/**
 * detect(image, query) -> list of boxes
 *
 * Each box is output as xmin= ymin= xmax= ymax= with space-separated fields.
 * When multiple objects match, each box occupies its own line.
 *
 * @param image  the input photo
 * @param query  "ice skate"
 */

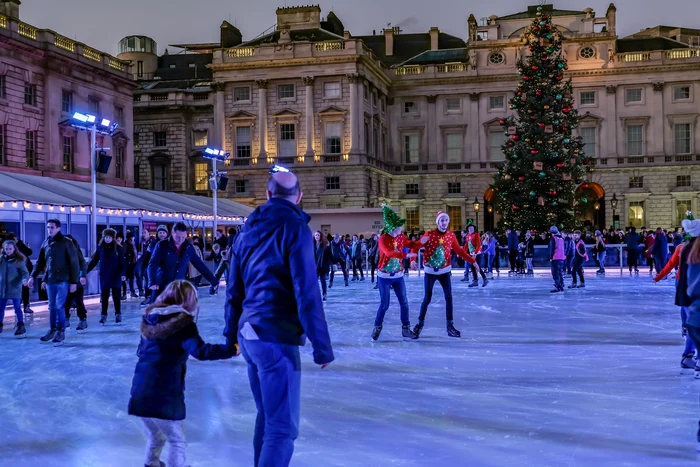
xmin=0 ymin=322 xmax=3 ymax=334
xmin=412 ymin=321 xmax=424 ymax=338
xmin=446 ymin=321 xmax=461 ymax=338
xmin=568 ymin=284 xmax=578 ymax=289
xmin=65 ymin=318 xmax=70 ymax=329
xmin=344 ymin=280 xmax=349 ymax=287
xmin=402 ymin=325 xmax=418 ymax=340
xmin=328 ymin=282 xmax=333 ymax=289
xmin=681 ymin=354 xmax=696 ymax=374
xmin=23 ymin=306 xmax=33 ymax=315
xmin=468 ymin=280 xmax=479 ymax=288
xmin=130 ymin=292 xmax=140 ymax=299
xmin=460 ymin=277 xmax=469 ymax=282
xmin=360 ymin=277 xmax=365 ymax=282
xmin=578 ymin=283 xmax=586 ymax=288
xmin=52 ymin=329 xmax=65 ymax=347
xmin=550 ymin=288 xmax=563 ymax=293
xmin=99 ymin=314 xmax=107 ymax=325
xmin=322 ymin=293 xmax=327 ymax=302
xmin=115 ymin=314 xmax=122 ymax=325
xmin=76 ymin=319 xmax=88 ymax=334
xmin=14 ymin=322 xmax=26 ymax=339
xmin=371 ymin=325 xmax=382 ymax=341
xmin=482 ymin=278 xmax=489 ymax=287
xmin=40 ymin=328 xmax=57 ymax=343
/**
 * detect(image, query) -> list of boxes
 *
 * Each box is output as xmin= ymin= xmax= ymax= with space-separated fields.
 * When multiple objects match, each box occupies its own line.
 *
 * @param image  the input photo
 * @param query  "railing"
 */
xmin=83 ymin=47 xmax=101 ymax=62
xmin=150 ymin=94 xmax=168 ymax=102
xmin=54 ymin=35 xmax=75 ymax=52
xmin=616 ymin=52 xmax=651 ymax=63
xmin=17 ymin=22 xmax=37 ymax=40
xmin=108 ymin=57 xmax=125 ymax=71
xmin=314 ymin=41 xmax=345 ymax=51
xmin=395 ymin=65 xmax=425 ymax=76
xmin=437 ymin=63 xmax=468 ymax=73
xmin=226 ymin=47 xmax=255 ymax=58
xmin=0 ymin=14 xmax=7 ymax=29
xmin=666 ymin=49 xmax=700 ymax=60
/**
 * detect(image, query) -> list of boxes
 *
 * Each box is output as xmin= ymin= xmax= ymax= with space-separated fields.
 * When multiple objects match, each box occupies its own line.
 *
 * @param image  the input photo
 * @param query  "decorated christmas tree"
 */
xmin=426 ymin=242 xmax=447 ymax=269
xmin=384 ymin=257 xmax=403 ymax=273
xmin=490 ymin=5 xmax=589 ymax=231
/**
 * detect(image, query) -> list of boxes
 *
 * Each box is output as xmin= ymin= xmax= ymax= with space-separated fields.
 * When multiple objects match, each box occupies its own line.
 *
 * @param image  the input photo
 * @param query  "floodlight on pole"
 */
xmin=202 ymin=147 xmax=231 ymax=233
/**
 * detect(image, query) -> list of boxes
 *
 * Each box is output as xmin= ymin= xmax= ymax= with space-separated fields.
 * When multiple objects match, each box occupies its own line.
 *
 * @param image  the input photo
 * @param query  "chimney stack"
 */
xmin=429 ymin=27 xmax=439 ymax=51
xmin=384 ymin=28 xmax=394 ymax=56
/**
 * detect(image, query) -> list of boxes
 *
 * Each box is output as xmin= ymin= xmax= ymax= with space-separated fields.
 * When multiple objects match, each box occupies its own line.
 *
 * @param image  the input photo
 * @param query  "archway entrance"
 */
xmin=575 ymin=182 xmax=606 ymax=230
xmin=484 ymin=188 xmax=497 ymax=232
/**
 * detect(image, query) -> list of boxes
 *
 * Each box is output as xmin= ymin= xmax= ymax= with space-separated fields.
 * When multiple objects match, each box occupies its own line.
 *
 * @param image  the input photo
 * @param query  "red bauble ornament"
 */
xmin=537 ymin=122 xmax=545 ymax=127
xmin=548 ymin=191 xmax=557 ymax=195
xmin=513 ymin=135 xmax=520 ymax=141
xmin=583 ymin=183 xmax=589 ymax=188
xmin=518 ymin=91 xmax=522 ymax=96
xmin=536 ymin=90 xmax=542 ymax=96
xmin=531 ymin=149 xmax=539 ymax=155
xmin=530 ymin=115 xmax=536 ymax=120
xmin=513 ymin=205 xmax=520 ymax=210
xmin=508 ymin=141 xmax=514 ymax=147
xmin=556 ymin=76 xmax=563 ymax=81
xmin=499 ymin=119 xmax=506 ymax=125
xmin=518 ymin=176 xmax=525 ymax=181
xmin=562 ymin=107 xmax=571 ymax=114
xmin=556 ymin=163 xmax=565 ymax=168
xmin=523 ymin=76 xmax=530 ymax=81
xmin=532 ymin=65 xmax=539 ymax=71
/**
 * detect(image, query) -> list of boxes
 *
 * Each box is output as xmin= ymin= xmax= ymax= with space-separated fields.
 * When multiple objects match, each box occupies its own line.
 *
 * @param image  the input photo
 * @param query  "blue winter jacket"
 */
xmin=507 ymin=231 xmax=519 ymax=252
xmin=225 ymin=198 xmax=334 ymax=365
xmin=148 ymin=238 xmax=217 ymax=289
xmin=652 ymin=233 xmax=669 ymax=259
xmin=128 ymin=305 xmax=235 ymax=421
xmin=626 ymin=232 xmax=641 ymax=250
xmin=86 ymin=243 xmax=126 ymax=289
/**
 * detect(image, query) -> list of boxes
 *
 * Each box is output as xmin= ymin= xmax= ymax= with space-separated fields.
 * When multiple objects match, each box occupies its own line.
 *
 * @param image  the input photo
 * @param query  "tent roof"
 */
xmin=0 ymin=172 xmax=254 ymax=218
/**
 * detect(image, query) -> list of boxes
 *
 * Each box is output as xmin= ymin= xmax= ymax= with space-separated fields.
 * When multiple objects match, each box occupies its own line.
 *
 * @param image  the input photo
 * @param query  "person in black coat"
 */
xmin=625 ymin=227 xmax=641 ymax=273
xmin=63 ymin=235 xmax=89 ymax=332
xmin=128 ymin=280 xmax=237 ymax=467
xmin=367 ymin=234 xmax=379 ymax=283
xmin=314 ymin=231 xmax=332 ymax=301
xmin=349 ymin=234 xmax=364 ymax=281
xmin=138 ymin=226 xmax=168 ymax=306
xmin=86 ymin=228 xmax=126 ymax=325
xmin=125 ymin=233 xmax=142 ymax=298
xmin=329 ymin=234 xmax=349 ymax=287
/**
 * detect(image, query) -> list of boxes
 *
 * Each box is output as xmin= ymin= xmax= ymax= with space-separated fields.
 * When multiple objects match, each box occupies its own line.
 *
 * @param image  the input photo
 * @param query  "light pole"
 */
xmin=611 ymin=193 xmax=619 ymax=229
xmin=203 ymin=147 xmax=230 ymax=234
xmin=473 ymin=197 xmax=481 ymax=231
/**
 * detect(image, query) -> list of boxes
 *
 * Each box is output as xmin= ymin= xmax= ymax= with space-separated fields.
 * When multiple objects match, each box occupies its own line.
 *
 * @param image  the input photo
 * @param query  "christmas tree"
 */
xmin=490 ymin=5 xmax=589 ymax=231
xmin=384 ymin=257 xmax=403 ymax=273
xmin=426 ymin=243 xmax=447 ymax=269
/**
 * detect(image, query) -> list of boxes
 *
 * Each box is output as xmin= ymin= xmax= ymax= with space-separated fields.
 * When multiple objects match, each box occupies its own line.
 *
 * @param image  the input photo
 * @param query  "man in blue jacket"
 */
xmin=225 ymin=169 xmax=334 ymax=467
xmin=147 ymin=222 xmax=218 ymax=298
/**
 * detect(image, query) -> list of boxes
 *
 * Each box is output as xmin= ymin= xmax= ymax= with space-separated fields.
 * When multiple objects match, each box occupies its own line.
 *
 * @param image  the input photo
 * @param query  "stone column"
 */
xmin=303 ymin=76 xmax=315 ymax=157
xmin=427 ymin=95 xmax=437 ymax=163
xmin=213 ymin=82 xmax=226 ymax=150
xmin=256 ymin=79 xmax=268 ymax=159
xmin=651 ymin=82 xmax=665 ymax=156
xmin=348 ymin=74 xmax=360 ymax=154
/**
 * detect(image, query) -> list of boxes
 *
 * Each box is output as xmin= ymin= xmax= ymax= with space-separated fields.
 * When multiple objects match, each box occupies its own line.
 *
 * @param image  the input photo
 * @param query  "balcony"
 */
xmin=133 ymin=91 xmax=214 ymax=108
xmin=594 ymin=154 xmax=700 ymax=168
xmin=611 ymin=48 xmax=700 ymax=67
xmin=214 ymin=39 xmax=368 ymax=67
xmin=395 ymin=65 xmax=425 ymax=76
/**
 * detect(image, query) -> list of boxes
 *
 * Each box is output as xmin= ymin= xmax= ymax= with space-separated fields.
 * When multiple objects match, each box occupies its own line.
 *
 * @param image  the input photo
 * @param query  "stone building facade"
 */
xmin=0 ymin=0 xmax=135 ymax=186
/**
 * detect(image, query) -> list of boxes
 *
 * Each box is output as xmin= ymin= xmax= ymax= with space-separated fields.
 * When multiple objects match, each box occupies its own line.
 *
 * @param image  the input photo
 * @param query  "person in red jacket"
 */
xmin=461 ymin=221 xmax=488 ymax=287
xmin=414 ymin=211 xmax=480 ymax=338
xmin=371 ymin=205 xmax=421 ymax=341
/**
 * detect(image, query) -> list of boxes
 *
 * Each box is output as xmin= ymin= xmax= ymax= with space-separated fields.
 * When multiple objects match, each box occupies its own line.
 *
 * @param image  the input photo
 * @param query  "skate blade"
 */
xmin=15 ymin=334 xmax=26 ymax=340
xmin=53 ymin=341 xmax=64 ymax=347
xmin=77 ymin=329 xmax=88 ymax=334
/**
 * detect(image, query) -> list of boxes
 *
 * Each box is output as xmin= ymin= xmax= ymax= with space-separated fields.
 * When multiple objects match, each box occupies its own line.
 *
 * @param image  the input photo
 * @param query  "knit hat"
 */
xmin=156 ymin=225 xmax=169 ymax=235
xmin=435 ymin=211 xmax=450 ymax=226
xmin=550 ymin=226 xmax=559 ymax=234
xmin=465 ymin=219 xmax=475 ymax=230
xmin=102 ymin=228 xmax=116 ymax=238
xmin=682 ymin=211 xmax=699 ymax=240
xmin=381 ymin=204 xmax=406 ymax=234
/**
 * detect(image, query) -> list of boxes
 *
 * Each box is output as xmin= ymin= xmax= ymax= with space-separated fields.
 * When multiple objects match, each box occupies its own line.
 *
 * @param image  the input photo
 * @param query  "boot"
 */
xmin=52 ymin=329 xmax=65 ymax=347
xmin=468 ymin=280 xmax=479 ymax=288
xmin=76 ymin=319 xmax=88 ymax=334
xmin=681 ymin=354 xmax=696 ymax=373
xmin=99 ymin=314 xmax=107 ymax=325
xmin=412 ymin=321 xmax=424 ymax=338
xmin=578 ymin=283 xmax=585 ymax=288
xmin=568 ymin=283 xmax=578 ymax=289
xmin=345 ymin=280 xmax=349 ymax=287
xmin=23 ymin=306 xmax=33 ymax=315
xmin=40 ymin=328 xmax=57 ymax=343
xmin=446 ymin=321 xmax=461 ymax=338
xmin=550 ymin=288 xmax=562 ymax=293
xmin=322 ymin=293 xmax=327 ymax=302
xmin=140 ymin=298 xmax=150 ymax=307
xmin=482 ymin=278 xmax=489 ymax=287
xmin=460 ymin=277 xmax=469 ymax=282
xmin=130 ymin=292 xmax=140 ymax=299
xmin=373 ymin=283 xmax=378 ymax=290
xmin=115 ymin=313 xmax=122 ymax=325
xmin=402 ymin=325 xmax=419 ymax=340
xmin=14 ymin=322 xmax=26 ymax=339
xmin=360 ymin=277 xmax=365 ymax=282
xmin=371 ymin=325 xmax=383 ymax=341
xmin=328 ymin=282 xmax=333 ymax=289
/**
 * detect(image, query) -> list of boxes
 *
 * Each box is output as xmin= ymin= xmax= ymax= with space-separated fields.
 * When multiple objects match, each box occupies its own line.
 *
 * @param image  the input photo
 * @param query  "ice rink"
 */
xmin=0 ymin=269 xmax=698 ymax=466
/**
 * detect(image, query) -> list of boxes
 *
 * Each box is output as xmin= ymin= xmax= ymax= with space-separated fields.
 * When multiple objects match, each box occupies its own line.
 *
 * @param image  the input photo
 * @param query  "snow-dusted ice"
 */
xmin=0 ymin=270 xmax=699 ymax=466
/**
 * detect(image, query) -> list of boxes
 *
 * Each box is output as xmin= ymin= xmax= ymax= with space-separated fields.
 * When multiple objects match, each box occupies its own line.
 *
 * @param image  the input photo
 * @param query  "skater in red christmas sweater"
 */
xmin=414 ymin=211 xmax=482 ymax=338
xmin=371 ymin=205 xmax=421 ymax=341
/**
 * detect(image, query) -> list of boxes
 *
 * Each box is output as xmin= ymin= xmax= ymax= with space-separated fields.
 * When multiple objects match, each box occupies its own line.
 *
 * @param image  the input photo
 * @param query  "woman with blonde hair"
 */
xmin=0 ymin=240 xmax=29 ymax=338
xmin=128 ymin=280 xmax=238 ymax=467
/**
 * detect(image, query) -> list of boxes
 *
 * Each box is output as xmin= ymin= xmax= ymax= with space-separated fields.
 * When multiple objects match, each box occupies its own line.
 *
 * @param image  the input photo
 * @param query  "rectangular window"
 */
xmin=403 ymin=101 xmax=417 ymax=114
xmin=364 ymin=122 xmax=370 ymax=154
xmin=446 ymin=98 xmax=461 ymax=112
xmin=675 ymin=123 xmax=692 ymax=154
xmin=115 ymin=106 xmax=124 ymax=124
xmin=373 ymin=127 xmax=378 ymax=157
xmin=488 ymin=95 xmax=505 ymax=110
xmin=381 ymin=98 xmax=386 ymax=113
xmin=445 ymin=133 xmax=462 ymax=163
xmin=193 ymin=130 xmax=208 ymax=147
xmin=325 ymin=203 xmax=341 ymax=210
xmin=235 ymin=126 xmax=251 ymax=158
xmin=405 ymin=183 xmax=419 ymax=195
xmin=89 ymin=98 xmax=99 ymax=114
xmin=115 ymin=145 xmax=124 ymax=179
xmin=195 ymin=163 xmax=209 ymax=191
xmin=24 ymin=83 xmax=36 ymax=106
xmin=627 ymin=125 xmax=643 ymax=156
xmin=372 ymin=92 xmax=377 ymax=107
xmin=363 ymin=83 xmax=368 ymax=101
xmin=447 ymin=206 xmax=462 ymax=232
xmin=62 ymin=136 xmax=73 ymax=172
xmin=368 ymin=176 xmax=373 ymax=193
xmin=628 ymin=201 xmax=644 ymax=228
xmin=0 ymin=75 xmax=5 ymax=99
xmin=153 ymin=164 xmax=168 ymax=191
xmin=406 ymin=207 xmax=420 ymax=231
xmin=234 ymin=87 xmax=250 ymax=102
xmin=580 ymin=91 xmax=596 ymax=105
xmin=323 ymin=82 xmax=341 ymax=98
xmin=488 ymin=130 xmax=505 ymax=161
xmin=677 ymin=199 xmax=692 ymax=226
xmin=62 ymin=91 xmax=73 ymax=113
xmin=235 ymin=180 xmax=247 ymax=194
xmin=580 ymin=127 xmax=597 ymax=158
xmin=448 ymin=182 xmax=461 ymax=194
xmin=137 ymin=61 xmax=144 ymax=78
xmin=629 ymin=176 xmax=644 ymax=189
xmin=325 ymin=122 xmax=342 ymax=154
xmin=626 ymin=88 xmax=643 ymax=103
xmin=154 ymin=131 xmax=167 ymax=147
xmin=0 ymin=124 xmax=4 ymax=164
xmin=325 ymin=176 xmax=340 ymax=191
xmin=278 ymin=84 xmax=295 ymax=99
xmin=25 ymin=131 xmax=37 ymax=168
xmin=674 ymin=86 xmax=691 ymax=101
xmin=677 ymin=175 xmax=692 ymax=187
xmin=134 ymin=132 xmax=140 ymax=146
xmin=404 ymin=134 xmax=419 ymax=163
xmin=279 ymin=123 xmax=296 ymax=156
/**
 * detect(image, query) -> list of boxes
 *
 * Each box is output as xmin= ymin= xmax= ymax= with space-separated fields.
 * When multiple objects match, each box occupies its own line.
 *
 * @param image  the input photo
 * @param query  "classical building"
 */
xmin=0 ymin=0 xmax=135 ymax=186
xmin=142 ymin=3 xmax=700 ymax=232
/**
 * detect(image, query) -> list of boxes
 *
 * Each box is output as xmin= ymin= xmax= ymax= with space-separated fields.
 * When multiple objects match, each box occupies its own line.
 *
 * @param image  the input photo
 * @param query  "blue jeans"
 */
xmin=654 ymin=254 xmax=667 ymax=275
xmin=0 ymin=298 xmax=23 ymax=324
xmin=597 ymin=251 xmax=607 ymax=271
xmin=46 ymin=282 xmax=69 ymax=330
xmin=239 ymin=338 xmax=301 ymax=467
xmin=550 ymin=260 xmax=564 ymax=290
xmin=375 ymin=276 xmax=410 ymax=327
xmin=418 ymin=273 xmax=453 ymax=322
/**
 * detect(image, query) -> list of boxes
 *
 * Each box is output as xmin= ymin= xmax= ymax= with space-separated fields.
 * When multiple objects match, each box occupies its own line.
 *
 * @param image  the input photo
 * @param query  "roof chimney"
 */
xmin=384 ymin=28 xmax=394 ymax=56
xmin=0 ymin=0 xmax=20 ymax=19
xmin=429 ymin=27 xmax=439 ymax=51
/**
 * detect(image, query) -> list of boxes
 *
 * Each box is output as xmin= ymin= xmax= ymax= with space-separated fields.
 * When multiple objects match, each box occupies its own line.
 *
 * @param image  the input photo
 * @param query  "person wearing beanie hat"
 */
xmin=86 ymin=227 xmax=127 ymax=325
xmin=372 ymin=205 xmax=422 ymax=342
xmin=548 ymin=226 xmax=566 ymax=293
xmin=461 ymin=220 xmax=489 ymax=287
xmin=414 ymin=211 xmax=480 ymax=339
xmin=157 ymin=225 xmax=169 ymax=236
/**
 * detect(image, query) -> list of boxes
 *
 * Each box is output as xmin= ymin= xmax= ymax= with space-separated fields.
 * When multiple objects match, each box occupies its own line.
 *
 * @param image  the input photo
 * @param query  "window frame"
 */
xmin=487 ymin=127 xmax=506 ymax=162
xmin=115 ymin=144 xmax=124 ymax=179
xmin=0 ymin=75 xmax=5 ymax=100
xmin=324 ymin=176 xmax=341 ymax=191
xmin=405 ymin=183 xmax=419 ymax=195
xmin=676 ymin=199 xmax=693 ymax=226
xmin=405 ymin=207 xmax=420 ymax=231
xmin=445 ymin=133 xmax=463 ymax=163
xmin=488 ymin=95 xmax=506 ymax=111
xmin=677 ymin=175 xmax=692 ymax=187
xmin=25 ymin=130 xmax=37 ymax=168
xmin=324 ymin=121 xmax=343 ymax=155
xmin=403 ymin=101 xmax=418 ymax=116
xmin=192 ymin=129 xmax=209 ymax=148
xmin=626 ymin=124 xmax=644 ymax=156
xmin=152 ymin=162 xmax=169 ymax=191
xmin=447 ymin=182 xmax=461 ymax=194
xmin=445 ymin=97 xmax=462 ymax=114
xmin=153 ymin=131 xmax=167 ymax=148
xmin=628 ymin=201 xmax=645 ymax=228
xmin=233 ymin=86 xmax=251 ymax=103
xmin=323 ymin=81 xmax=341 ymax=99
xmin=62 ymin=135 xmax=74 ymax=173
xmin=234 ymin=125 xmax=252 ymax=159
xmin=194 ymin=162 xmax=209 ymax=191
xmin=625 ymin=87 xmax=644 ymax=105
xmin=579 ymin=90 xmax=596 ymax=107
xmin=674 ymin=122 xmax=692 ymax=155
xmin=24 ymin=83 xmax=37 ymax=107
xmin=61 ymin=90 xmax=73 ymax=114
xmin=277 ymin=83 xmax=296 ymax=101
xmin=628 ymin=176 xmax=644 ymax=189
xmin=234 ymin=179 xmax=247 ymax=194
xmin=278 ymin=122 xmax=297 ymax=157
xmin=673 ymin=85 xmax=692 ymax=103
xmin=446 ymin=205 xmax=462 ymax=232
xmin=403 ymin=133 xmax=420 ymax=164
xmin=579 ymin=126 xmax=598 ymax=158
xmin=0 ymin=124 xmax=5 ymax=165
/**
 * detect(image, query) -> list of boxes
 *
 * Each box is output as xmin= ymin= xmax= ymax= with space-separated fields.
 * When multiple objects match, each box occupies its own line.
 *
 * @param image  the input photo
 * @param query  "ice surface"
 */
xmin=0 ymin=269 xmax=699 ymax=466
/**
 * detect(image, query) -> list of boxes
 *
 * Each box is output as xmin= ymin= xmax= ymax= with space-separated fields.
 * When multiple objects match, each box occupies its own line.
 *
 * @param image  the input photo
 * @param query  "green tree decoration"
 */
xmin=384 ymin=257 xmax=403 ymax=273
xmin=490 ymin=5 xmax=589 ymax=231
xmin=426 ymin=244 xmax=447 ymax=269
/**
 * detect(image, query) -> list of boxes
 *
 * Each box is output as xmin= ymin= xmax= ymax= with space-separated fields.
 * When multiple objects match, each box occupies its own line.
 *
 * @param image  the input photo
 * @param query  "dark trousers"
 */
xmin=551 ymin=260 xmax=564 ymax=290
xmin=628 ymin=249 xmax=639 ymax=269
xmin=139 ymin=261 xmax=152 ymax=300
xmin=65 ymin=285 xmax=88 ymax=320
xmin=418 ymin=273 xmax=453 ymax=322
xmin=509 ymin=250 xmax=518 ymax=271
xmin=121 ymin=281 xmax=127 ymax=298
xmin=318 ymin=272 xmax=327 ymax=296
xmin=654 ymin=253 xmax=667 ymax=275
xmin=21 ymin=285 xmax=30 ymax=309
xmin=571 ymin=256 xmax=585 ymax=285
xmin=466 ymin=258 xmax=487 ymax=281
xmin=127 ymin=264 xmax=141 ymax=295
xmin=101 ymin=287 xmax=121 ymax=316
xmin=369 ymin=260 xmax=377 ymax=282
xmin=375 ymin=276 xmax=410 ymax=327
xmin=684 ymin=325 xmax=700 ymax=443
xmin=352 ymin=258 xmax=364 ymax=279
xmin=565 ymin=254 xmax=574 ymax=274
xmin=239 ymin=338 xmax=301 ymax=467
xmin=329 ymin=259 xmax=348 ymax=284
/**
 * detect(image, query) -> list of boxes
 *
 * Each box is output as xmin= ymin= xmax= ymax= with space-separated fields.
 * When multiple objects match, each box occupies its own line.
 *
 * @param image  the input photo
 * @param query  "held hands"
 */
xmin=41 ymin=282 xmax=46 ymax=291
xmin=233 ymin=343 xmax=241 ymax=357
xmin=121 ymin=276 xmax=126 ymax=282
xmin=410 ymin=261 xmax=419 ymax=271
xmin=26 ymin=278 xmax=34 ymax=289
xmin=149 ymin=285 xmax=159 ymax=291
xmin=69 ymin=284 xmax=77 ymax=293
xmin=80 ymin=277 xmax=87 ymax=286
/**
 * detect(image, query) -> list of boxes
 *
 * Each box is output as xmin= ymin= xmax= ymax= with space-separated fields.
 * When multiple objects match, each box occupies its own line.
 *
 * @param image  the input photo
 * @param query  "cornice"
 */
xmin=208 ymin=56 xmax=360 ymax=72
